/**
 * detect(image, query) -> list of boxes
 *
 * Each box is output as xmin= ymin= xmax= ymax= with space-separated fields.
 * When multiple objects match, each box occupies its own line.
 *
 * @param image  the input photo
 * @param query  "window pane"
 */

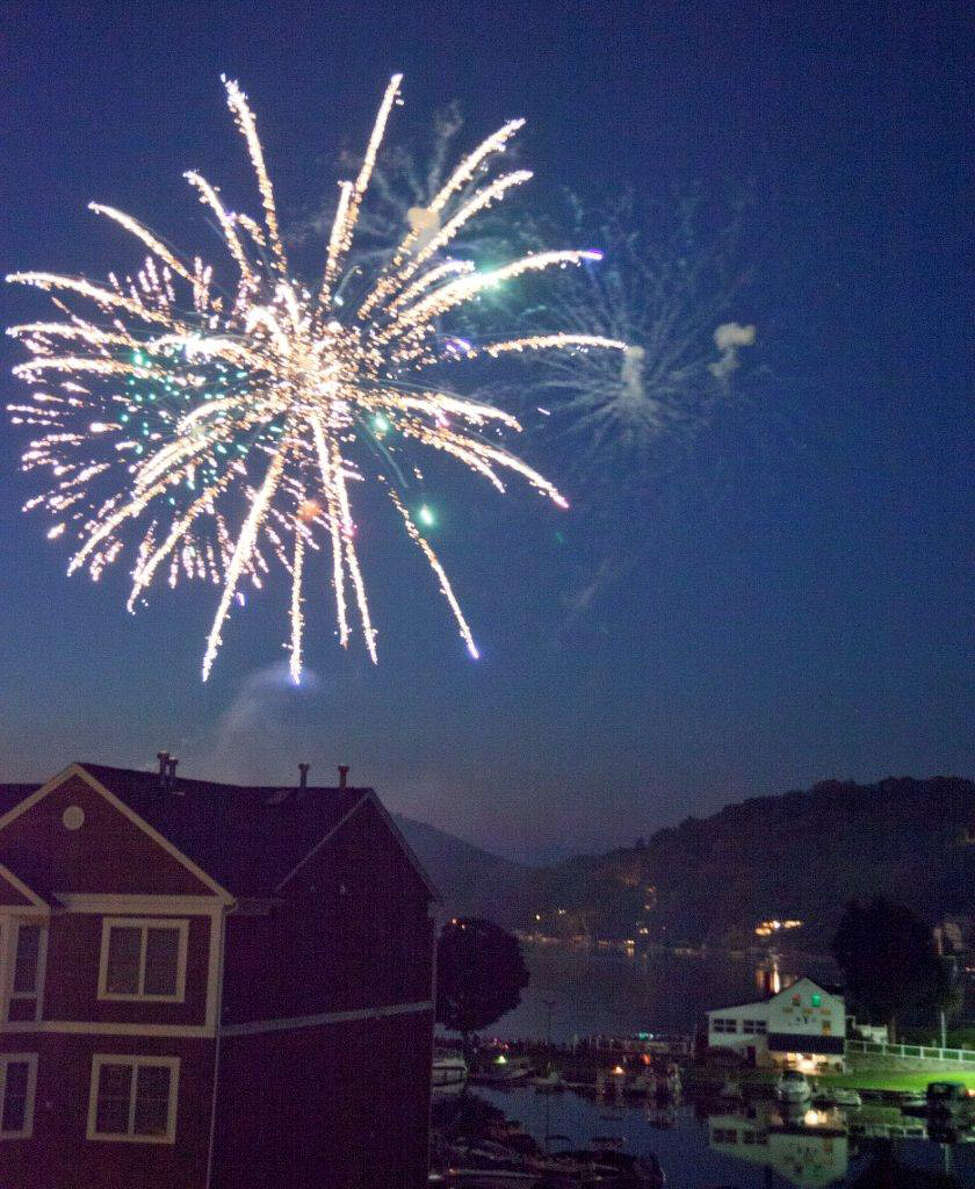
xmin=133 ymin=1065 xmax=171 ymax=1136
xmin=143 ymin=928 xmax=180 ymax=997
xmin=106 ymin=927 xmax=142 ymax=995
xmin=2 ymin=1062 xmax=29 ymax=1133
xmin=95 ymin=1063 xmax=132 ymax=1135
xmin=13 ymin=926 xmax=40 ymax=995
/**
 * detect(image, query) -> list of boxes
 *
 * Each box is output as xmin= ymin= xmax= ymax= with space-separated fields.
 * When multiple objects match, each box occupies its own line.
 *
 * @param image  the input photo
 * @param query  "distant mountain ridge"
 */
xmin=525 ymin=775 xmax=975 ymax=950
xmin=399 ymin=777 xmax=975 ymax=949
xmin=392 ymin=814 xmax=536 ymax=923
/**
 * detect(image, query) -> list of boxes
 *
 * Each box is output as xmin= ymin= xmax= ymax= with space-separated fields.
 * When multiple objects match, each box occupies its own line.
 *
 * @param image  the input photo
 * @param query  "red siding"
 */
xmin=1 ymin=775 xmax=216 ymax=896
xmin=214 ymin=1010 xmax=433 ymax=1189
xmin=43 ymin=913 xmax=213 ymax=1027
xmin=222 ymin=800 xmax=434 ymax=1024
xmin=0 ymin=1035 xmax=214 ymax=1189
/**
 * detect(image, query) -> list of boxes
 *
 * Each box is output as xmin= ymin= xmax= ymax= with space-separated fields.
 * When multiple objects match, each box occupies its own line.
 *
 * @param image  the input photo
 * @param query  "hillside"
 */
xmin=521 ymin=776 xmax=975 ymax=950
xmin=392 ymin=813 xmax=536 ymax=925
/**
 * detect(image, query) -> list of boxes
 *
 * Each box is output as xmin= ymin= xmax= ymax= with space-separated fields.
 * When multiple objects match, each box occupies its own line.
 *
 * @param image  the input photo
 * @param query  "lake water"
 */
xmin=490 ymin=942 xmax=838 ymax=1043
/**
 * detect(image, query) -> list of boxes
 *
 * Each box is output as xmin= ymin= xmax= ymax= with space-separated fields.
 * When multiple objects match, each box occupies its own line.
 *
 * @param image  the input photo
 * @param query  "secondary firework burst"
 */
xmin=508 ymin=193 xmax=757 ymax=476
xmin=6 ymin=74 xmax=626 ymax=681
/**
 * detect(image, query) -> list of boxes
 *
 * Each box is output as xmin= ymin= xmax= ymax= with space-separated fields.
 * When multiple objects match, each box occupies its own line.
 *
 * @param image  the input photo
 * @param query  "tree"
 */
xmin=436 ymin=918 xmax=530 ymax=1056
xmin=831 ymin=897 xmax=945 ymax=1042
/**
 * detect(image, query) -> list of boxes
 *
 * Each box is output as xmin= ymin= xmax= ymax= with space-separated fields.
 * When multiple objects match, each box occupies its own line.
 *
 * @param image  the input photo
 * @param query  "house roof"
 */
xmin=707 ymin=978 xmax=843 ymax=1016
xmin=0 ymin=786 xmax=38 ymax=817
xmin=0 ymin=765 xmax=439 ymax=901
xmin=707 ymin=999 xmax=769 ymax=1016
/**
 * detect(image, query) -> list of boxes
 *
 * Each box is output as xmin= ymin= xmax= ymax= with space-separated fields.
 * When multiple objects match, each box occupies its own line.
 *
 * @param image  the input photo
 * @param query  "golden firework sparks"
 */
xmin=6 ymin=75 xmax=626 ymax=680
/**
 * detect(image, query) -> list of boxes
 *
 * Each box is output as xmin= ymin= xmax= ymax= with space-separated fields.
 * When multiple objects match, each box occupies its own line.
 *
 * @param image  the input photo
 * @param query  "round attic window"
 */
xmin=62 ymin=805 xmax=85 ymax=831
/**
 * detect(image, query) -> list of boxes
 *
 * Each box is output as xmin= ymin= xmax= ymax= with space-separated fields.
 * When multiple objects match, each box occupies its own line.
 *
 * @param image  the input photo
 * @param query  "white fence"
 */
xmin=847 ymin=1038 xmax=975 ymax=1064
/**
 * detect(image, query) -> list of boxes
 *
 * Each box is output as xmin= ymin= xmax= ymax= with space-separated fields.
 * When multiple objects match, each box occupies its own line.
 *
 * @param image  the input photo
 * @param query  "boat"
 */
xmin=546 ymin=1147 xmax=666 ymax=1187
xmin=900 ymin=1091 xmax=928 ymax=1116
xmin=531 ymin=1069 xmax=567 ymax=1092
xmin=470 ymin=1052 xmax=532 ymax=1086
xmin=775 ymin=1069 xmax=812 ymax=1103
xmin=440 ymin=1138 xmax=665 ymax=1186
xmin=433 ymin=1053 xmax=469 ymax=1096
xmin=924 ymin=1080 xmax=975 ymax=1121
xmin=813 ymin=1086 xmax=862 ymax=1108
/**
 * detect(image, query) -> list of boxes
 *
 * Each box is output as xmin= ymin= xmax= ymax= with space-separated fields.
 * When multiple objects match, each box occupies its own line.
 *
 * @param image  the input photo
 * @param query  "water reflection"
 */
xmin=755 ymin=947 xmax=799 ymax=996
xmin=468 ymin=1084 xmax=975 ymax=1188
xmin=709 ymin=1101 xmax=849 ymax=1186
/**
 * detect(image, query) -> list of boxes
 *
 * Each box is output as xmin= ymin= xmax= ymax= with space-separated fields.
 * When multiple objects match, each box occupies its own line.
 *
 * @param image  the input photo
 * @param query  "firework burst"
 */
xmin=6 ymin=75 xmax=625 ymax=681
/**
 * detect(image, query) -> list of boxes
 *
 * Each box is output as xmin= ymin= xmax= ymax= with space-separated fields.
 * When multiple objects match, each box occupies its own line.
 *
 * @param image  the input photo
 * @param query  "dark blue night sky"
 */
xmin=1 ymin=1 xmax=971 ymax=861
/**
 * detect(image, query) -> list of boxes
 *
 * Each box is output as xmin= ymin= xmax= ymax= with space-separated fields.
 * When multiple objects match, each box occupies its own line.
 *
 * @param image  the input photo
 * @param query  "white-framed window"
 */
xmin=743 ymin=1018 xmax=767 ymax=1035
xmin=86 ymin=1055 xmax=179 ymax=1143
xmin=0 ymin=1054 xmax=38 ymax=1139
xmin=97 ymin=919 xmax=188 ymax=1002
xmin=6 ymin=923 xmax=48 ymax=1023
xmin=712 ymin=1017 xmax=738 ymax=1034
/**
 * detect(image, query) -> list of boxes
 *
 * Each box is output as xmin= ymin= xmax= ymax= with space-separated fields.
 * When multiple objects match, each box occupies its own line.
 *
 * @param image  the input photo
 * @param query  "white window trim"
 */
xmin=0 ymin=1053 xmax=38 ymax=1139
xmin=97 ymin=918 xmax=189 ymax=1003
xmin=86 ymin=1054 xmax=179 ymax=1144
xmin=6 ymin=922 xmax=48 ymax=1023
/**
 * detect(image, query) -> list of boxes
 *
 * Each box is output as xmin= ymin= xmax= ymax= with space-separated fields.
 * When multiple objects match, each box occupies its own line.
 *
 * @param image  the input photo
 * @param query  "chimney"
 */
xmin=338 ymin=764 xmax=349 ymax=790
xmin=166 ymin=757 xmax=181 ymax=794
xmin=298 ymin=762 xmax=310 ymax=790
xmin=157 ymin=751 xmax=170 ymax=786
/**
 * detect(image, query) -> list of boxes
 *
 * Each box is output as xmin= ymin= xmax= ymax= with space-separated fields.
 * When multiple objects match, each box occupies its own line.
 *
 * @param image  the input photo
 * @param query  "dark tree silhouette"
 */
xmin=436 ymin=917 xmax=530 ymax=1055
xmin=832 ymin=897 xmax=945 ymax=1041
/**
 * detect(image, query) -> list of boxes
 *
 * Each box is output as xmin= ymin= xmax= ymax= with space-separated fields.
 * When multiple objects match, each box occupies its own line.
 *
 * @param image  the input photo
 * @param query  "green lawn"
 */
xmin=817 ymin=1067 xmax=975 ymax=1094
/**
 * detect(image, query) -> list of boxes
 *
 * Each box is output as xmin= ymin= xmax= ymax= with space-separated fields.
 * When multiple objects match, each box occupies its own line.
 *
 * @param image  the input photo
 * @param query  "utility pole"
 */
xmin=935 ymin=927 xmax=946 ymax=1049
xmin=542 ymin=998 xmax=556 ymax=1154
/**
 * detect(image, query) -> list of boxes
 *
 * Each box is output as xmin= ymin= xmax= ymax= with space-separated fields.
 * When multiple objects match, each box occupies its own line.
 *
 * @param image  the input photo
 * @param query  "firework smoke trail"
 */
xmin=6 ymin=75 xmax=626 ymax=680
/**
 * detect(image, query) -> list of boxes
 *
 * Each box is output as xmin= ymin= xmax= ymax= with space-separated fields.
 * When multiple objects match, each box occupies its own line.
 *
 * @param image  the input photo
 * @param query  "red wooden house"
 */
xmin=0 ymin=760 xmax=438 ymax=1188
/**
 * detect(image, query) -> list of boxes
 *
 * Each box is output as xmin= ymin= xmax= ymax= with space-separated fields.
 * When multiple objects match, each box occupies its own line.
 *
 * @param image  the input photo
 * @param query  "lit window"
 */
xmin=811 ymin=993 xmax=821 ymax=1007
xmin=87 ymin=1056 xmax=179 ymax=1143
xmin=98 ymin=919 xmax=188 ymax=1002
xmin=7 ymin=924 xmax=47 ymax=1022
xmin=0 ymin=1054 xmax=38 ymax=1139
